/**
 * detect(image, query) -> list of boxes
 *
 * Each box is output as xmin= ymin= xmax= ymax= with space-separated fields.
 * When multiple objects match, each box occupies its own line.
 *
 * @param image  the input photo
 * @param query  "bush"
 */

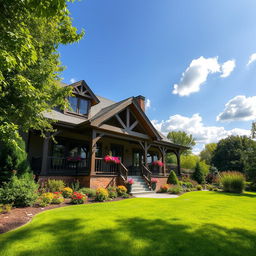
xmin=51 ymin=192 xmax=64 ymax=204
xmin=107 ymin=186 xmax=118 ymax=198
xmin=219 ymin=171 xmax=245 ymax=193
xmin=196 ymin=185 xmax=203 ymax=190
xmin=70 ymin=180 xmax=80 ymax=192
xmin=95 ymin=188 xmax=109 ymax=202
xmin=193 ymin=162 xmax=205 ymax=184
xmin=158 ymin=184 xmax=170 ymax=193
xmin=122 ymin=193 xmax=129 ymax=198
xmin=46 ymin=179 xmax=65 ymax=192
xmin=62 ymin=187 xmax=73 ymax=198
xmin=71 ymin=192 xmax=87 ymax=204
xmin=245 ymin=182 xmax=256 ymax=192
xmin=168 ymin=185 xmax=182 ymax=194
xmin=0 ymin=137 xmax=30 ymax=185
xmin=0 ymin=174 xmax=38 ymax=207
xmin=36 ymin=192 xmax=54 ymax=207
xmin=0 ymin=204 xmax=12 ymax=213
xmin=79 ymin=188 xmax=96 ymax=198
xmin=116 ymin=185 xmax=127 ymax=196
xmin=167 ymin=170 xmax=179 ymax=185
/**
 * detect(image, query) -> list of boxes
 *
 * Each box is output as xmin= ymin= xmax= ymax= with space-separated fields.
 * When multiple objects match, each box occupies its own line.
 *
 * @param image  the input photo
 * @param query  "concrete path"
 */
xmin=133 ymin=193 xmax=179 ymax=198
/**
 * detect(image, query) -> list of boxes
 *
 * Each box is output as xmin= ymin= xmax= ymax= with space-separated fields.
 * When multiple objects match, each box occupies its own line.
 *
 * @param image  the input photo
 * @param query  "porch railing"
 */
xmin=119 ymin=163 xmax=128 ymax=182
xmin=47 ymin=156 xmax=89 ymax=175
xmin=141 ymin=164 xmax=152 ymax=188
xmin=148 ymin=164 xmax=165 ymax=176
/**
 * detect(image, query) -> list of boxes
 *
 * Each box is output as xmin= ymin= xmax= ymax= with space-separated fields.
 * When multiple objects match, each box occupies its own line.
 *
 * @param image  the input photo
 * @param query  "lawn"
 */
xmin=0 ymin=191 xmax=256 ymax=256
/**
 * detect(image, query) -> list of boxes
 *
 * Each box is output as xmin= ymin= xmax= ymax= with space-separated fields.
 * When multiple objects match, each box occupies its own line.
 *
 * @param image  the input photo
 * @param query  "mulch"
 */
xmin=0 ymin=197 xmax=130 ymax=234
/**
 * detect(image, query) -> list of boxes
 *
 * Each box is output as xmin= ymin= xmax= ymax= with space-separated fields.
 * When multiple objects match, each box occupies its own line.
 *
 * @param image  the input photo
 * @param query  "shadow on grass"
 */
xmin=217 ymin=191 xmax=256 ymax=198
xmin=0 ymin=216 xmax=255 ymax=256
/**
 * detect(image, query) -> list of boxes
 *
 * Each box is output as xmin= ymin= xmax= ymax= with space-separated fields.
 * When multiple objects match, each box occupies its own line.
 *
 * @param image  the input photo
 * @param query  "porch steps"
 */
xmin=128 ymin=176 xmax=152 ymax=195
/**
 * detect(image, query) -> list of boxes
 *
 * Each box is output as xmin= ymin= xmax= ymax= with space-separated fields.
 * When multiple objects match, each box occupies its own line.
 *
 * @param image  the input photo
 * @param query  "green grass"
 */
xmin=1 ymin=191 xmax=256 ymax=256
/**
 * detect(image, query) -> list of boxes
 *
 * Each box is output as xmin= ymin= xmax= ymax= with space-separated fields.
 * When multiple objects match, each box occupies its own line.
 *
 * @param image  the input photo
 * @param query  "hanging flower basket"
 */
xmin=152 ymin=160 xmax=164 ymax=167
xmin=104 ymin=155 xmax=121 ymax=164
xmin=126 ymin=178 xmax=134 ymax=193
xmin=67 ymin=156 xmax=82 ymax=162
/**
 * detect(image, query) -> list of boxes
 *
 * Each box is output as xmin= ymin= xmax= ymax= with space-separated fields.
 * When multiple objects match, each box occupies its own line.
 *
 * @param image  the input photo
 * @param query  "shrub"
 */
xmin=0 ymin=137 xmax=30 ymax=185
xmin=168 ymin=185 xmax=182 ymax=194
xmin=167 ymin=170 xmax=179 ymax=185
xmin=196 ymin=185 xmax=203 ymax=190
xmin=219 ymin=171 xmax=245 ymax=193
xmin=158 ymin=184 xmax=170 ymax=193
xmin=0 ymin=174 xmax=38 ymax=207
xmin=122 ymin=193 xmax=129 ymax=198
xmin=107 ymin=186 xmax=118 ymax=198
xmin=62 ymin=187 xmax=73 ymax=198
xmin=116 ymin=185 xmax=127 ymax=196
xmin=71 ymin=192 xmax=87 ymax=204
xmin=79 ymin=188 xmax=96 ymax=198
xmin=95 ymin=188 xmax=109 ymax=202
xmin=46 ymin=179 xmax=65 ymax=192
xmin=245 ymin=182 xmax=256 ymax=192
xmin=193 ymin=162 xmax=205 ymax=184
xmin=205 ymin=184 xmax=214 ymax=191
xmin=51 ymin=192 xmax=64 ymax=204
xmin=70 ymin=180 xmax=80 ymax=192
xmin=0 ymin=204 xmax=12 ymax=213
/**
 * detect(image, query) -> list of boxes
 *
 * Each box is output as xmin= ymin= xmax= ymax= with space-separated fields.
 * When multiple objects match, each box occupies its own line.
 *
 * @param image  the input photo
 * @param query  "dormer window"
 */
xmin=68 ymin=96 xmax=89 ymax=115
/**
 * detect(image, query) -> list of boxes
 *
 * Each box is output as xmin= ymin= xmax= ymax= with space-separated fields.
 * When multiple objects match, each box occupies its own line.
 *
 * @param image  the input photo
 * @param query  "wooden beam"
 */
xmin=129 ymin=120 xmax=139 ymax=131
xmin=115 ymin=114 xmax=126 ymax=129
xmin=126 ymin=108 xmax=130 ymax=128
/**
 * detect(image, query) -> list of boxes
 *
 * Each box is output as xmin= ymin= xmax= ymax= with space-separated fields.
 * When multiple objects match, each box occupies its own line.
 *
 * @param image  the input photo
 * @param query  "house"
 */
xmin=25 ymin=80 xmax=187 ymax=191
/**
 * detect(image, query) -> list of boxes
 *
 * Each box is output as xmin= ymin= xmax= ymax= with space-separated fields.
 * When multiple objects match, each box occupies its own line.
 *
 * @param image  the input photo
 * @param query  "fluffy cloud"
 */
xmin=220 ymin=60 xmax=236 ymax=78
xmin=247 ymin=53 xmax=256 ymax=66
xmin=70 ymin=78 xmax=76 ymax=83
xmin=172 ymin=56 xmax=235 ymax=96
xmin=152 ymin=113 xmax=250 ymax=150
xmin=217 ymin=95 xmax=256 ymax=122
xmin=145 ymin=99 xmax=151 ymax=110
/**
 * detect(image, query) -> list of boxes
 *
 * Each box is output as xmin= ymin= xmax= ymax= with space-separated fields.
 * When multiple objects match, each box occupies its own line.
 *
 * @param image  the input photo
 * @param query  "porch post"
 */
xmin=89 ymin=130 xmax=97 ymax=175
xmin=41 ymin=136 xmax=50 ymax=175
xmin=174 ymin=150 xmax=181 ymax=176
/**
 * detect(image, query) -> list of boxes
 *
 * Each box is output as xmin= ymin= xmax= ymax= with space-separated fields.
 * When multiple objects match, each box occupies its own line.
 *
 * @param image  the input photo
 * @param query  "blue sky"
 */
xmin=59 ymin=0 xmax=256 ymax=153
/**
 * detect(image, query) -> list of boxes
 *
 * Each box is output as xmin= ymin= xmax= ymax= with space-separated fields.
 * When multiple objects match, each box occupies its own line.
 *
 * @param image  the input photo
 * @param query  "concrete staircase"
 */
xmin=129 ymin=176 xmax=152 ymax=195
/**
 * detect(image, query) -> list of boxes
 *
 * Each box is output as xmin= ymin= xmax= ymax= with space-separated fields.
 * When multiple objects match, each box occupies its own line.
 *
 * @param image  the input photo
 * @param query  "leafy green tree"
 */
xmin=167 ymin=131 xmax=196 ymax=154
xmin=167 ymin=170 xmax=179 ymax=185
xmin=200 ymin=143 xmax=217 ymax=165
xmin=181 ymin=154 xmax=200 ymax=169
xmin=0 ymin=137 xmax=30 ymax=185
xmin=211 ymin=136 xmax=256 ymax=173
xmin=251 ymin=122 xmax=256 ymax=139
xmin=0 ymin=0 xmax=84 ymax=148
xmin=193 ymin=162 xmax=205 ymax=184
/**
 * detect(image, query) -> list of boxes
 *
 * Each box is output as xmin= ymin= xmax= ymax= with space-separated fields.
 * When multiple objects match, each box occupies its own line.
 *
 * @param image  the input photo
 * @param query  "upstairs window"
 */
xmin=68 ymin=96 xmax=89 ymax=115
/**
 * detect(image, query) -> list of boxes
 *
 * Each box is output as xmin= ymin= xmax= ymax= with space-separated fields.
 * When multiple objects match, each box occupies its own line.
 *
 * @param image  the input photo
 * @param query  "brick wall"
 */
xmin=152 ymin=177 xmax=168 ymax=191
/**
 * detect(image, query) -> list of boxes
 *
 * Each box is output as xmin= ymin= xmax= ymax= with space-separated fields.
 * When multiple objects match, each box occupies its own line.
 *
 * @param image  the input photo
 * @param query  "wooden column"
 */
xmin=41 ymin=136 xmax=50 ymax=175
xmin=139 ymin=141 xmax=151 ymax=167
xmin=89 ymin=130 xmax=104 ymax=175
xmin=174 ymin=150 xmax=181 ymax=176
xmin=159 ymin=146 xmax=167 ymax=176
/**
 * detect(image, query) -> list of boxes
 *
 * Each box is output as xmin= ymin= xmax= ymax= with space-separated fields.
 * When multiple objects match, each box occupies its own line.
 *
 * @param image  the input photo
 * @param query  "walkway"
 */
xmin=133 ymin=193 xmax=179 ymax=198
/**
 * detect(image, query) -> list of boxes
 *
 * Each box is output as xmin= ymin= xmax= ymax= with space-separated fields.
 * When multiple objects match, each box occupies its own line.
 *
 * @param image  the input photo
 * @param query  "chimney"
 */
xmin=135 ymin=95 xmax=145 ymax=112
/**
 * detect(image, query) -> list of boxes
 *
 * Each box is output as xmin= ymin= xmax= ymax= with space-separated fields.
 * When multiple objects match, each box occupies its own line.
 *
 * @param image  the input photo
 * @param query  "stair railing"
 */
xmin=119 ymin=162 xmax=128 ymax=183
xmin=141 ymin=164 xmax=152 ymax=188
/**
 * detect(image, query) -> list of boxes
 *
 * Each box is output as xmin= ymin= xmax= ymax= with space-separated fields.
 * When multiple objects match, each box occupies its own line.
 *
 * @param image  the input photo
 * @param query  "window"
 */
xmin=68 ymin=96 xmax=89 ymax=115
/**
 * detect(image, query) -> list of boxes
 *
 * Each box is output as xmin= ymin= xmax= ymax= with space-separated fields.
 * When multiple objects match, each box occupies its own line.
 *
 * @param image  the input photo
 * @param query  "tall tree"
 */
xmin=0 ymin=0 xmax=84 ymax=148
xmin=200 ymin=143 xmax=217 ymax=165
xmin=167 ymin=131 xmax=196 ymax=154
xmin=251 ymin=122 xmax=256 ymax=139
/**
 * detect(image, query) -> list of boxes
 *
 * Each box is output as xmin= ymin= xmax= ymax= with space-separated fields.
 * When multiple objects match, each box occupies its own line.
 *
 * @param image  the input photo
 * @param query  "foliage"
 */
xmin=62 ymin=187 xmax=73 ymax=198
xmin=0 ymin=137 xmax=30 ymax=185
xmin=70 ymin=180 xmax=80 ymax=192
xmin=199 ymin=143 xmax=217 ymax=165
xmin=168 ymin=185 xmax=182 ymax=194
xmin=0 ymin=0 xmax=84 ymax=147
xmin=219 ymin=171 xmax=245 ymax=193
xmin=71 ymin=192 xmax=87 ymax=204
xmin=0 ymin=174 xmax=38 ymax=207
xmin=79 ymin=188 xmax=96 ymax=198
xmin=116 ymin=186 xmax=127 ymax=196
xmin=167 ymin=170 xmax=179 ymax=185
xmin=1 ymin=191 xmax=256 ymax=256
xmin=36 ymin=192 xmax=54 ymax=207
xmin=245 ymin=182 xmax=256 ymax=192
xmin=193 ymin=162 xmax=205 ymax=184
xmin=95 ymin=188 xmax=109 ymax=202
xmin=196 ymin=185 xmax=203 ymax=191
xmin=0 ymin=204 xmax=12 ymax=214
xmin=181 ymin=154 xmax=200 ymax=169
xmin=251 ymin=122 xmax=256 ymax=139
xmin=167 ymin=131 xmax=196 ymax=154
xmin=180 ymin=181 xmax=193 ymax=188
xmin=211 ymin=135 xmax=256 ymax=174
xmin=51 ymin=192 xmax=64 ymax=204
xmin=107 ymin=186 xmax=118 ymax=198
xmin=46 ymin=179 xmax=65 ymax=192
xmin=158 ymin=184 xmax=170 ymax=193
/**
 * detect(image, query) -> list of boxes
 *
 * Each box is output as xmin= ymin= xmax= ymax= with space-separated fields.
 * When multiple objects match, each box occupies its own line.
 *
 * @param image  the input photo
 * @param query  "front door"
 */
xmin=130 ymin=150 xmax=143 ymax=175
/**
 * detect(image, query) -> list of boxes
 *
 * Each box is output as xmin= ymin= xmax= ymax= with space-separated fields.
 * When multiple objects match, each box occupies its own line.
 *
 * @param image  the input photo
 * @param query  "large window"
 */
xmin=68 ymin=96 xmax=89 ymax=115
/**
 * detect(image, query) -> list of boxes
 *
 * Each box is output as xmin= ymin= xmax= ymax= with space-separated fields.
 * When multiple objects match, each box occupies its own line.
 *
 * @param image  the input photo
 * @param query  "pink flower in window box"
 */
xmin=151 ymin=178 xmax=158 ymax=183
xmin=104 ymin=155 xmax=120 ymax=164
xmin=152 ymin=160 xmax=164 ymax=167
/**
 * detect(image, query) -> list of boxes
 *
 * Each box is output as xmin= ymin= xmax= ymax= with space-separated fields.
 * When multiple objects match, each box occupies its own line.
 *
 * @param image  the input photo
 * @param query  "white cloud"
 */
xmin=145 ymin=99 xmax=151 ymax=110
xmin=152 ymin=113 xmax=250 ymax=153
xmin=217 ymin=95 xmax=256 ymax=122
xmin=172 ymin=56 xmax=235 ymax=96
xmin=247 ymin=53 xmax=256 ymax=66
xmin=220 ymin=60 xmax=236 ymax=78
xmin=70 ymin=78 xmax=76 ymax=84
